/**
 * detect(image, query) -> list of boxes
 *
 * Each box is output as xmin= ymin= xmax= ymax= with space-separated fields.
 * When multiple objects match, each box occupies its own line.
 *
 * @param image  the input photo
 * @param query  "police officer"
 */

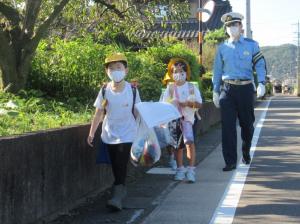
xmin=212 ymin=12 xmax=266 ymax=171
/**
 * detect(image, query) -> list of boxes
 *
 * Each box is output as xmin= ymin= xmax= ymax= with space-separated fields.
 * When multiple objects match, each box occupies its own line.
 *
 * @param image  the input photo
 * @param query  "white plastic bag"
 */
xmin=154 ymin=124 xmax=176 ymax=148
xmin=131 ymin=116 xmax=161 ymax=167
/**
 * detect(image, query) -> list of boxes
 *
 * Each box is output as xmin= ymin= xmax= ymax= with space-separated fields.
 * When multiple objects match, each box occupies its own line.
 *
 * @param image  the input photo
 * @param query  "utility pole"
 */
xmin=297 ymin=21 xmax=300 ymax=96
xmin=246 ymin=0 xmax=252 ymax=38
xmin=198 ymin=0 xmax=203 ymax=65
xmin=293 ymin=21 xmax=300 ymax=96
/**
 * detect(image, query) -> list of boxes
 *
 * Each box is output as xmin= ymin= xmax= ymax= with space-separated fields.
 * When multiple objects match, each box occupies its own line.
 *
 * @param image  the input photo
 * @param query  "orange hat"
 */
xmin=162 ymin=58 xmax=191 ymax=85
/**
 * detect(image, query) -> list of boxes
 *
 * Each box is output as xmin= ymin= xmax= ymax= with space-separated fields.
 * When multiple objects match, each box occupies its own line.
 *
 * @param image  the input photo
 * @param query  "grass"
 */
xmin=0 ymin=89 xmax=94 ymax=137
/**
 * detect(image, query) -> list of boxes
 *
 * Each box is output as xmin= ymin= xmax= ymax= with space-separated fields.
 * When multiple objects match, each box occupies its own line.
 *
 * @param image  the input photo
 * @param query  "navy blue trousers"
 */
xmin=219 ymin=83 xmax=255 ymax=166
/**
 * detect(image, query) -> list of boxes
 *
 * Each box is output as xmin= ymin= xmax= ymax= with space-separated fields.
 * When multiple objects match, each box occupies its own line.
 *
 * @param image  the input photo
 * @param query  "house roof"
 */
xmin=137 ymin=0 xmax=232 ymax=39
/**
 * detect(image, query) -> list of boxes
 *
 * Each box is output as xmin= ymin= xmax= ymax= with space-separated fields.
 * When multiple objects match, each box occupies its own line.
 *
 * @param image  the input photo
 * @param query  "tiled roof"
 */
xmin=137 ymin=0 xmax=232 ymax=39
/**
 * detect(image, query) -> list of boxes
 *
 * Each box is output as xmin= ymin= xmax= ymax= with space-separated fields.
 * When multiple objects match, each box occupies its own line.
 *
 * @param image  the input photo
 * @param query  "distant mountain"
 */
xmin=261 ymin=44 xmax=297 ymax=80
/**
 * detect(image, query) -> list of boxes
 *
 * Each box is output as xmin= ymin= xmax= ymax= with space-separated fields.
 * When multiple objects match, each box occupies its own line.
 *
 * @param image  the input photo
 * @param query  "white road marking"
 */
xmin=146 ymin=167 xmax=176 ymax=175
xmin=209 ymin=98 xmax=272 ymax=224
xmin=126 ymin=209 xmax=144 ymax=224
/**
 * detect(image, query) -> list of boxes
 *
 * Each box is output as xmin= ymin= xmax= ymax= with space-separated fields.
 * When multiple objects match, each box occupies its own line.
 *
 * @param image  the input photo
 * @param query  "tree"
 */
xmin=50 ymin=0 xmax=190 ymax=45
xmin=0 ymin=0 xmax=189 ymax=93
xmin=0 ymin=0 xmax=70 ymax=93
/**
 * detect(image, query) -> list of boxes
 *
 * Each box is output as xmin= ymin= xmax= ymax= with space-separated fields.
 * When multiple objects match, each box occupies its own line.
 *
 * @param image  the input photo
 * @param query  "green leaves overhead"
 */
xmin=52 ymin=0 xmax=190 ymax=43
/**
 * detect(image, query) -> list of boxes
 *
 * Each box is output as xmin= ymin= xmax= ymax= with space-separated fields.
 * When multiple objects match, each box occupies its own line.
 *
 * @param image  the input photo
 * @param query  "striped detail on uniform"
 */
xmin=252 ymin=51 xmax=264 ymax=65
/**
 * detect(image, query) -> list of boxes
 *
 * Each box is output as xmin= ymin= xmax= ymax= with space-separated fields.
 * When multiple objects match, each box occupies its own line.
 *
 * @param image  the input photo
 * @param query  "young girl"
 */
xmin=162 ymin=59 xmax=202 ymax=183
xmin=87 ymin=53 xmax=141 ymax=210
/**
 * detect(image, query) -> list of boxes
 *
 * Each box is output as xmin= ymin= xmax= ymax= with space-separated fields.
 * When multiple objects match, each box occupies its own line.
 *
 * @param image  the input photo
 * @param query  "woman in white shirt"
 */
xmin=87 ymin=53 xmax=141 ymax=211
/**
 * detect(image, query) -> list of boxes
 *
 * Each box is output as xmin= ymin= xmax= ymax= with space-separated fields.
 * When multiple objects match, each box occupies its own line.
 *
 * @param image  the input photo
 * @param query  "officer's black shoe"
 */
xmin=242 ymin=157 xmax=251 ymax=165
xmin=222 ymin=164 xmax=236 ymax=172
xmin=242 ymin=152 xmax=251 ymax=165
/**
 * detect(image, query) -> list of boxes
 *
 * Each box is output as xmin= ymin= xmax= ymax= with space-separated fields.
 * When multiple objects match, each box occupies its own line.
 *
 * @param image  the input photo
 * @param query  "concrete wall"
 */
xmin=0 ymin=102 xmax=220 ymax=224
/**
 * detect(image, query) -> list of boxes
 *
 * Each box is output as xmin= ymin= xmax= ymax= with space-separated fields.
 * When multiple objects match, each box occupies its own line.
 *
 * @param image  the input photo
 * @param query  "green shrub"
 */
xmin=29 ymin=37 xmax=114 ymax=101
xmin=204 ymin=27 xmax=227 ymax=45
xmin=199 ymin=71 xmax=213 ymax=101
xmin=146 ymin=43 xmax=201 ymax=82
xmin=29 ymin=38 xmax=202 ymax=102
xmin=0 ymin=90 xmax=92 ymax=137
xmin=202 ymin=44 xmax=217 ymax=72
xmin=266 ymin=82 xmax=273 ymax=95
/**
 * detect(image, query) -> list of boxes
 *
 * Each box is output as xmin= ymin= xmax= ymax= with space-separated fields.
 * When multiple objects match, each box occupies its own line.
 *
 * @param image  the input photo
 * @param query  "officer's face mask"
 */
xmin=226 ymin=26 xmax=240 ymax=39
xmin=173 ymin=72 xmax=186 ymax=82
xmin=108 ymin=70 xmax=126 ymax=83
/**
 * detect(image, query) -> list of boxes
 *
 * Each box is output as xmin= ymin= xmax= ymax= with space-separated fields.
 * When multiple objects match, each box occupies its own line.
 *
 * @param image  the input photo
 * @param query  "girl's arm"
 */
xmin=87 ymin=108 xmax=105 ymax=147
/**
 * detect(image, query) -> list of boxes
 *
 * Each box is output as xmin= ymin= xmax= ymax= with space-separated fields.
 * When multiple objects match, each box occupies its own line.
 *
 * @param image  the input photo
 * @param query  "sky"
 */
xmin=229 ymin=0 xmax=300 ymax=47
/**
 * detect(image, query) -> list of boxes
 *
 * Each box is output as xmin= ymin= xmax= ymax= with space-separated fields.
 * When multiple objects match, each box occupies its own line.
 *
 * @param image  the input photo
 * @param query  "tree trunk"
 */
xmin=0 ymin=0 xmax=71 ymax=93
xmin=0 ymin=49 xmax=32 ymax=93
xmin=1 ymin=64 xmax=24 ymax=93
xmin=0 ymin=68 xmax=3 ymax=90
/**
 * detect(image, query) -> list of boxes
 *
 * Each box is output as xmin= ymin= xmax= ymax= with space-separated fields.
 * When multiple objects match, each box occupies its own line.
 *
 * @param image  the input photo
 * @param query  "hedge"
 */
xmin=29 ymin=37 xmax=207 ymax=102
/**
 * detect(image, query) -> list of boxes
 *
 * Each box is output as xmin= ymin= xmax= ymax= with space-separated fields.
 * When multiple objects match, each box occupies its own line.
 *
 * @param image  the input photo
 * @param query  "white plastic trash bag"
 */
xmin=134 ymin=102 xmax=181 ymax=128
xmin=154 ymin=124 xmax=176 ymax=148
xmin=131 ymin=116 xmax=161 ymax=167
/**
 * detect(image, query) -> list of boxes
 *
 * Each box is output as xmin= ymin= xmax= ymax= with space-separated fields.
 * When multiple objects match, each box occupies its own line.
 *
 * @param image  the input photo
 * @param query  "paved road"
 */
xmin=48 ymin=96 xmax=300 ymax=224
xmin=233 ymin=96 xmax=300 ymax=224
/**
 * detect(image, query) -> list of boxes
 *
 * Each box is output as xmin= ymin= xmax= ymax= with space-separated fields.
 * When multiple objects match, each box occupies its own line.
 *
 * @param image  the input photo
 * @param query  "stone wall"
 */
xmin=0 ymin=103 xmax=220 ymax=224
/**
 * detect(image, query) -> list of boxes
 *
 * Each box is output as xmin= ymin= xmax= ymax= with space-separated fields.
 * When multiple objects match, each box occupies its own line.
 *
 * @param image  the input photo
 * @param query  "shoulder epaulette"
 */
xmin=244 ymin=38 xmax=256 ymax=43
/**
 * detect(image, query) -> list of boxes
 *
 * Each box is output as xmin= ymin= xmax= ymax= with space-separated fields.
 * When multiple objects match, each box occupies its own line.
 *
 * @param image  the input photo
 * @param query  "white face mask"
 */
xmin=173 ymin=72 xmax=186 ymax=82
xmin=108 ymin=70 xmax=126 ymax=83
xmin=226 ymin=26 xmax=240 ymax=39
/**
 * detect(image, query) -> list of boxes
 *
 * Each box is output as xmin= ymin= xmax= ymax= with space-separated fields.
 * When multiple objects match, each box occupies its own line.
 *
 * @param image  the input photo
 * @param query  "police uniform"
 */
xmin=212 ymin=12 xmax=267 ymax=170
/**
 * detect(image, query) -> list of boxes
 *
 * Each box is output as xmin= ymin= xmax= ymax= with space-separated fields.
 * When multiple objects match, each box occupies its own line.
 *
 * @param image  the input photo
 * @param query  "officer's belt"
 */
xmin=223 ymin=79 xmax=252 ymax=85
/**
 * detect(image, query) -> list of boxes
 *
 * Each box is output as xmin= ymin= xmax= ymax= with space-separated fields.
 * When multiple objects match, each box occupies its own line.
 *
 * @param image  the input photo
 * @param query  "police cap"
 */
xmin=221 ymin=12 xmax=244 ymax=26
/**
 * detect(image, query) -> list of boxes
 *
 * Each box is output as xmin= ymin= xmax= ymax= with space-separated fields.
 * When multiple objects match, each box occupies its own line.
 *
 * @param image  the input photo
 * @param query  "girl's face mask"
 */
xmin=108 ymin=70 xmax=126 ymax=83
xmin=173 ymin=72 xmax=186 ymax=82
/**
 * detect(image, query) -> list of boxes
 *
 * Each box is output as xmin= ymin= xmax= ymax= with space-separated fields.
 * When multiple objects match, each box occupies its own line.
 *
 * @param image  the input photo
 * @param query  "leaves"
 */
xmin=0 ymin=90 xmax=92 ymax=137
xmin=47 ymin=0 xmax=190 ymax=44
xmin=29 ymin=37 xmax=202 ymax=102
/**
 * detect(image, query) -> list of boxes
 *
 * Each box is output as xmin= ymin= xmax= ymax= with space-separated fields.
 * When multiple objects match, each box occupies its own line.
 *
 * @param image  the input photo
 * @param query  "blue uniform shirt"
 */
xmin=212 ymin=36 xmax=266 ymax=92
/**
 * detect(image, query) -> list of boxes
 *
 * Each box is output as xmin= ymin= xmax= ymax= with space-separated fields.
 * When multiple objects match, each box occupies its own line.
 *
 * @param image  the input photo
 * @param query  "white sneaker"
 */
xmin=186 ymin=169 xmax=196 ymax=183
xmin=174 ymin=169 xmax=186 ymax=181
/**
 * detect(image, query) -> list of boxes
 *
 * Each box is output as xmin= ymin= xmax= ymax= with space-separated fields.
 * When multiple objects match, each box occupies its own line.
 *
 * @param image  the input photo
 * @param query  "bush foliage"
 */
xmin=29 ymin=38 xmax=202 ymax=102
xmin=0 ymin=90 xmax=92 ymax=137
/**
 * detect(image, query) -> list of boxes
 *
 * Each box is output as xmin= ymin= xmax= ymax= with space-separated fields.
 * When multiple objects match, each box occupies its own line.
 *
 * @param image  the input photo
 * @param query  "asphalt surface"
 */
xmin=46 ymin=95 xmax=300 ymax=224
xmin=233 ymin=96 xmax=300 ymax=224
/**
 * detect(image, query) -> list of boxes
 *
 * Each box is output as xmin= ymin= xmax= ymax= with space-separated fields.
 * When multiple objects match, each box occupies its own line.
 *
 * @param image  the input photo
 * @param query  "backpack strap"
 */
xmin=101 ymin=82 xmax=137 ymax=117
xmin=101 ymin=83 xmax=108 ymax=113
xmin=168 ymin=83 xmax=174 ymax=99
xmin=101 ymin=83 xmax=107 ymax=99
xmin=131 ymin=85 xmax=137 ymax=116
xmin=188 ymin=82 xmax=195 ymax=95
